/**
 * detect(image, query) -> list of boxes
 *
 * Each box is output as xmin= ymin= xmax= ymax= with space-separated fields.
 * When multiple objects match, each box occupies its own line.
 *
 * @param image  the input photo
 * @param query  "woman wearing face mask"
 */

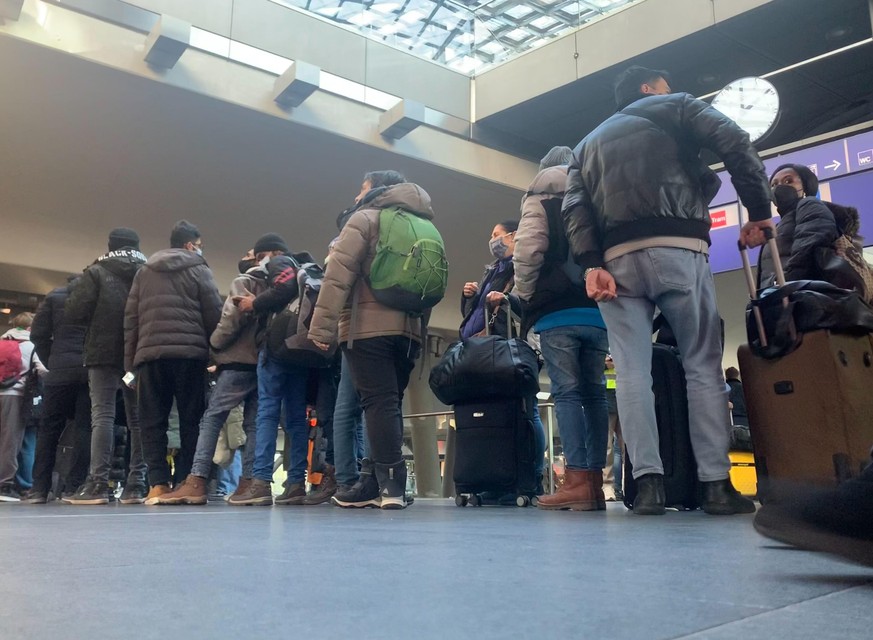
xmin=458 ymin=220 xmax=547 ymax=496
xmin=459 ymin=221 xmax=520 ymax=340
xmin=758 ymin=163 xmax=843 ymax=287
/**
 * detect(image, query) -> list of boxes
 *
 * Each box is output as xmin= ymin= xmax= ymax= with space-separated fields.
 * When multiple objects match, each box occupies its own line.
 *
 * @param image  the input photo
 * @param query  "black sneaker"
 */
xmin=0 ymin=483 xmax=21 ymax=503
xmin=119 ymin=483 xmax=148 ymax=505
xmin=62 ymin=480 xmax=112 ymax=505
xmin=332 ymin=459 xmax=380 ymax=508
xmin=21 ymin=488 xmax=48 ymax=504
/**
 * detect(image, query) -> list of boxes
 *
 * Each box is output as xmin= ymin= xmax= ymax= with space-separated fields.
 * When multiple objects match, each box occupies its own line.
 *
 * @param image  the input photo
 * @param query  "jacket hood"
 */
xmin=526 ymin=165 xmax=569 ymax=198
xmin=291 ymin=251 xmax=317 ymax=266
xmin=2 ymin=328 xmax=30 ymax=341
xmin=146 ymin=248 xmax=208 ymax=272
xmin=95 ymin=248 xmax=147 ymax=280
xmin=370 ymin=183 xmax=435 ymax=219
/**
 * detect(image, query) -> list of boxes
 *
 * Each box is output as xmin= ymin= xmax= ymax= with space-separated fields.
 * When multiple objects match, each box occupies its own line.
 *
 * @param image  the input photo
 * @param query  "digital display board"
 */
xmin=708 ymin=128 xmax=873 ymax=274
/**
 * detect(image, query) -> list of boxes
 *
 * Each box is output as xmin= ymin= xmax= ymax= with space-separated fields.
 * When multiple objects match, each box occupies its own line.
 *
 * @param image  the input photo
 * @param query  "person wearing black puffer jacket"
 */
xmin=758 ymin=163 xmax=870 ymax=301
xmin=64 ymin=227 xmax=148 ymax=505
xmin=22 ymin=277 xmax=91 ymax=503
xmin=563 ymin=66 xmax=773 ymax=517
xmin=124 ymin=220 xmax=223 ymax=504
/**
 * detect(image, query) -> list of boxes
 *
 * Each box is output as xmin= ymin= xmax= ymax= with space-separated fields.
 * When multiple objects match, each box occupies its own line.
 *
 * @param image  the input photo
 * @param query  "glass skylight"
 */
xmin=271 ymin=0 xmax=640 ymax=75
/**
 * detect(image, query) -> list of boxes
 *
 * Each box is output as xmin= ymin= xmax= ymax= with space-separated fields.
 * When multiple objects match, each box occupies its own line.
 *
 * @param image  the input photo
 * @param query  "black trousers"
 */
xmin=342 ymin=336 xmax=419 ymax=464
xmin=31 ymin=382 xmax=91 ymax=494
xmin=137 ymin=359 xmax=206 ymax=487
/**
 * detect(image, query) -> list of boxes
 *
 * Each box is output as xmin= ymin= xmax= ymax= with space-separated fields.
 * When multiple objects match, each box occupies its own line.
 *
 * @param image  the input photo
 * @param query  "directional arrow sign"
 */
xmin=825 ymin=160 xmax=841 ymax=172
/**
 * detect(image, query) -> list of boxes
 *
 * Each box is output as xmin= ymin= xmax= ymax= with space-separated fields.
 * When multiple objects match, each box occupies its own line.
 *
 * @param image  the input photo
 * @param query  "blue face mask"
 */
xmin=489 ymin=235 xmax=509 ymax=260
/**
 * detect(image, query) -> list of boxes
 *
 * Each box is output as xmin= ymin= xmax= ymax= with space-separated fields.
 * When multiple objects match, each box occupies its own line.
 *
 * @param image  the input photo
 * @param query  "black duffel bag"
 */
xmin=746 ymin=279 xmax=873 ymax=359
xmin=429 ymin=305 xmax=540 ymax=405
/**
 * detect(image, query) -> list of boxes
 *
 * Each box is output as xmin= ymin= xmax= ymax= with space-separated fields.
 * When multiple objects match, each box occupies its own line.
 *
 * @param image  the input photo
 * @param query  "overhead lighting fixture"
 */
xmin=0 ymin=308 xmax=11 ymax=315
xmin=273 ymin=61 xmax=321 ymax=109
xmin=0 ymin=0 xmax=24 ymax=21
xmin=143 ymin=15 xmax=191 ymax=69
xmin=379 ymin=100 xmax=426 ymax=139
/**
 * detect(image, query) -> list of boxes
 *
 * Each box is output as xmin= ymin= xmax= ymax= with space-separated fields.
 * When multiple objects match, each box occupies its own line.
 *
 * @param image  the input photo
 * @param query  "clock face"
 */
xmin=711 ymin=77 xmax=780 ymax=143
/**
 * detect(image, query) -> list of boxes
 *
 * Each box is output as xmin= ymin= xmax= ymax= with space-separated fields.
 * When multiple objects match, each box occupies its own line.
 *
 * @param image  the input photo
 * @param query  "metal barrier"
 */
xmin=402 ymin=402 xmax=557 ymax=497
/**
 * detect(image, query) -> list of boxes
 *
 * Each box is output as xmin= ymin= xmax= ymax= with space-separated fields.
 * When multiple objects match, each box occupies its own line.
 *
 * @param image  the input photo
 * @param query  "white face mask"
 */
xmin=259 ymin=255 xmax=270 ymax=269
xmin=194 ymin=248 xmax=203 ymax=257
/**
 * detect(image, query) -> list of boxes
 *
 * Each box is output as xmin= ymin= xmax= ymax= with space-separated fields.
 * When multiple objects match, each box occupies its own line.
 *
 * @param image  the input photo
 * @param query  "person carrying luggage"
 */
xmin=564 ymin=65 xmax=773 ymax=515
xmin=759 ymin=163 xmax=873 ymax=302
xmin=457 ymin=218 xmax=547 ymax=500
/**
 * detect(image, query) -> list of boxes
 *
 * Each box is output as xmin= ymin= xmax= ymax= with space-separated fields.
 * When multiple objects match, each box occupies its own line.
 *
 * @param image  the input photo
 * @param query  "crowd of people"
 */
xmin=0 ymin=65 xmax=871 ymax=564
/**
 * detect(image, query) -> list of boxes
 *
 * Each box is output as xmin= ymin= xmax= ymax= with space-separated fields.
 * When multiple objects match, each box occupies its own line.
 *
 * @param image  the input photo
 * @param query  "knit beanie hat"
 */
xmin=253 ymin=233 xmax=289 ymax=254
xmin=770 ymin=163 xmax=819 ymax=196
xmin=108 ymin=227 xmax=140 ymax=251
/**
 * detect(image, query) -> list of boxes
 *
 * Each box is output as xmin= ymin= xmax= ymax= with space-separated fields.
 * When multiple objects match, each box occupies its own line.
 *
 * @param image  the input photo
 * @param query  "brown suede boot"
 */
xmin=536 ymin=469 xmax=599 ymax=511
xmin=157 ymin=475 xmax=208 ymax=505
xmin=592 ymin=470 xmax=607 ymax=510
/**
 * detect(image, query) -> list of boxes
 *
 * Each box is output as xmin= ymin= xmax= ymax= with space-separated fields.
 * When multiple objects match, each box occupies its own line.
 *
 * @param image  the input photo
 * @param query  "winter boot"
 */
xmin=536 ymin=468 xmax=599 ymax=511
xmin=375 ymin=460 xmax=408 ymax=510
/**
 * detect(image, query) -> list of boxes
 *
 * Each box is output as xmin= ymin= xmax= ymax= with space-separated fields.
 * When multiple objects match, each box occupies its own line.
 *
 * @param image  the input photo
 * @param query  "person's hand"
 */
xmin=462 ymin=282 xmax=480 ymax=298
xmin=313 ymin=340 xmax=331 ymax=352
xmin=586 ymin=269 xmax=617 ymax=302
xmin=485 ymin=291 xmax=505 ymax=310
xmin=234 ymin=294 xmax=255 ymax=313
xmin=739 ymin=219 xmax=776 ymax=249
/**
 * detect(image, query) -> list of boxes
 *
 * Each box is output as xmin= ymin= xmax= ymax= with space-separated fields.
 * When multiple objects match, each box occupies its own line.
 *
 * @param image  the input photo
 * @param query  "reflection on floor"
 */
xmin=0 ymin=500 xmax=870 ymax=640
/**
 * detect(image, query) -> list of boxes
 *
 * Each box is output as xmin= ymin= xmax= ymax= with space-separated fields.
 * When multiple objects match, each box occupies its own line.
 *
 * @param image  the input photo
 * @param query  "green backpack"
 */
xmin=367 ymin=206 xmax=448 ymax=314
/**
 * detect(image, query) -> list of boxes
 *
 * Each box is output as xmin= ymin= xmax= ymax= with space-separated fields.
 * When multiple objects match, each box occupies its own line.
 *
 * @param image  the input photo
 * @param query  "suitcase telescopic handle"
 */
xmin=738 ymin=226 xmax=787 ymax=349
xmin=484 ymin=299 xmax=520 ymax=339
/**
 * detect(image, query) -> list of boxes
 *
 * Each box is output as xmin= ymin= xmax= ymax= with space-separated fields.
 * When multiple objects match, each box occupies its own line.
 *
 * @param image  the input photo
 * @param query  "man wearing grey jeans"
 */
xmin=63 ymin=228 xmax=149 ymax=505
xmin=563 ymin=66 xmax=774 ymax=515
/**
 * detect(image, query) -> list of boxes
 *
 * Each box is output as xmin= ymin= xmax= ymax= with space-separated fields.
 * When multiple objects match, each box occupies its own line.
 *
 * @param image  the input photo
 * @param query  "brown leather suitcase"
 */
xmin=737 ymin=229 xmax=873 ymax=499
xmin=738 ymin=332 xmax=873 ymax=497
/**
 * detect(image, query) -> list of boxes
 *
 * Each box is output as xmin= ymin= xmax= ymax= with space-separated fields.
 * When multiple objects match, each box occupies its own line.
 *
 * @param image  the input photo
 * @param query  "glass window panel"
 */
xmin=268 ymin=0 xmax=642 ymax=75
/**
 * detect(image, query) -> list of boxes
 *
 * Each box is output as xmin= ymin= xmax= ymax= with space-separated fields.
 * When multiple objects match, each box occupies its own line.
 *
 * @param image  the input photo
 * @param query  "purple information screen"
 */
xmin=707 ymin=128 xmax=873 ymax=274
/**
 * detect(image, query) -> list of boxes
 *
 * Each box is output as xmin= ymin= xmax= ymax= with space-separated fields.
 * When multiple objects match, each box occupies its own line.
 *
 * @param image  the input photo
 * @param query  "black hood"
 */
xmin=335 ymin=186 xmax=390 ymax=230
xmin=94 ymin=248 xmax=147 ymax=282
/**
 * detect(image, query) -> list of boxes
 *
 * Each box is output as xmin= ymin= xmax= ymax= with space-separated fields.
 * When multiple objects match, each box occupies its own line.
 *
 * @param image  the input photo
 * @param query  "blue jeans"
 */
xmin=530 ymin=401 xmax=546 ymax=479
xmin=253 ymin=352 xmax=309 ymax=484
xmin=599 ymin=248 xmax=730 ymax=481
xmin=190 ymin=369 xmax=258 ymax=479
xmin=332 ymin=353 xmax=367 ymax=486
xmin=539 ymin=325 xmax=610 ymax=470
xmin=216 ymin=450 xmax=242 ymax=494
xmin=14 ymin=426 xmax=37 ymax=489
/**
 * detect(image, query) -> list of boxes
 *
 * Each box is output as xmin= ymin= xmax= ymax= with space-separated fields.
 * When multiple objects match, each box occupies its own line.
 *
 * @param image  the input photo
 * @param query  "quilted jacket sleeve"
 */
xmin=562 ymin=152 xmax=602 ymax=270
xmin=308 ymin=210 xmax=371 ymax=344
xmin=785 ymin=198 xmax=839 ymax=280
xmin=513 ymin=193 xmax=550 ymax=302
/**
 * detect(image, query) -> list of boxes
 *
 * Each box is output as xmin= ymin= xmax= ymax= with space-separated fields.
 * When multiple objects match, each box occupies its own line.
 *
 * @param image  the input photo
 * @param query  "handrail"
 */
xmin=402 ymin=403 xmax=558 ymax=494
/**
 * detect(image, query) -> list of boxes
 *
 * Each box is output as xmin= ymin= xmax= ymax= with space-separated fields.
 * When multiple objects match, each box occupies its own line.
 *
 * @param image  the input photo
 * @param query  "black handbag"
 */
xmin=746 ymin=279 xmax=873 ymax=359
xmin=429 ymin=305 xmax=540 ymax=405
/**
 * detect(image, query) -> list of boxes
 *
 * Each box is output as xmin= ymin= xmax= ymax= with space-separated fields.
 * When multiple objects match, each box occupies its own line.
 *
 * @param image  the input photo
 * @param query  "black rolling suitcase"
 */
xmin=453 ymin=397 xmax=538 ymax=507
xmin=623 ymin=343 xmax=699 ymax=510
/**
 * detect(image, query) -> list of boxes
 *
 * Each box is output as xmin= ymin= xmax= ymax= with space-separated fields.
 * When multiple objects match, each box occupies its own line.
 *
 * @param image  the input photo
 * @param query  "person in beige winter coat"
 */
xmin=309 ymin=171 xmax=434 ymax=510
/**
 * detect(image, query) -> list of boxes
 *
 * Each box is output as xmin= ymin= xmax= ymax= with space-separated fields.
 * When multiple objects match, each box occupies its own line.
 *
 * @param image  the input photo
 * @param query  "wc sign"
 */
xmin=859 ymin=149 xmax=873 ymax=168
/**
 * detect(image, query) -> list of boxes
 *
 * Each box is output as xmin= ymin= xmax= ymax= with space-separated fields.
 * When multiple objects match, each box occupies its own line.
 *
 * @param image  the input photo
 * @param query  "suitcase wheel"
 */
xmin=516 ymin=495 xmax=531 ymax=508
xmin=470 ymin=494 xmax=483 ymax=507
xmin=455 ymin=495 xmax=468 ymax=507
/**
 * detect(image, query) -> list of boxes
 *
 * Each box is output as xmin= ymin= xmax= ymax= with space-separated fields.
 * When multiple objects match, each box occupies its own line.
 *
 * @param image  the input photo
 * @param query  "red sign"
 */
xmin=711 ymin=209 xmax=728 ymax=229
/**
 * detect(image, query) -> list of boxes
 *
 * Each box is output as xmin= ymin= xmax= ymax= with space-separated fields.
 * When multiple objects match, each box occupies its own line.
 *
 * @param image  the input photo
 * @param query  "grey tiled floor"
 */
xmin=0 ymin=500 xmax=870 ymax=640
